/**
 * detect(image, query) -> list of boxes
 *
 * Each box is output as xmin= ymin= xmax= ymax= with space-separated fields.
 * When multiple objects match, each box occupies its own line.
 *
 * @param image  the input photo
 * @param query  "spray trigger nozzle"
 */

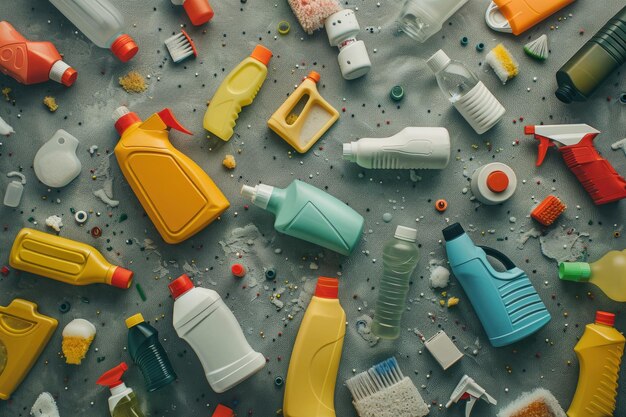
xmin=157 ymin=109 xmax=193 ymax=135
xmin=446 ymin=375 xmax=496 ymax=417
xmin=96 ymin=362 xmax=129 ymax=390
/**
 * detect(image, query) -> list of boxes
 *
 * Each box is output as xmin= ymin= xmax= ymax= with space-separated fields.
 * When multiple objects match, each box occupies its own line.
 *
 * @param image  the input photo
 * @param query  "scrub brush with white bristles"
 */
xmin=486 ymin=43 xmax=520 ymax=84
xmin=164 ymin=30 xmax=197 ymax=63
xmin=346 ymin=357 xmax=429 ymax=417
xmin=524 ymin=34 xmax=549 ymax=61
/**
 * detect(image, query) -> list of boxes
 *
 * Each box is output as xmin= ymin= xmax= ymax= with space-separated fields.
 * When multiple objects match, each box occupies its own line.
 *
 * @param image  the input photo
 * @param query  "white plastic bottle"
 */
xmin=427 ymin=50 xmax=505 ymax=134
xmin=398 ymin=0 xmax=468 ymax=43
xmin=168 ymin=274 xmax=265 ymax=393
xmin=342 ymin=127 xmax=450 ymax=169
xmin=49 ymin=0 xmax=138 ymax=62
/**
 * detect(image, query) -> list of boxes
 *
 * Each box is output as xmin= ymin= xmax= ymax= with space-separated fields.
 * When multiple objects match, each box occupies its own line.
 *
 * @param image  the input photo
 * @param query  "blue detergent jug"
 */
xmin=442 ymin=223 xmax=551 ymax=347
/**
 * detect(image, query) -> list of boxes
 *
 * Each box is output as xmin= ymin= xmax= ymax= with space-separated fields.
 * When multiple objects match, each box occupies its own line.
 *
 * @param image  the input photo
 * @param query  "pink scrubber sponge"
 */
xmin=288 ymin=0 xmax=341 ymax=34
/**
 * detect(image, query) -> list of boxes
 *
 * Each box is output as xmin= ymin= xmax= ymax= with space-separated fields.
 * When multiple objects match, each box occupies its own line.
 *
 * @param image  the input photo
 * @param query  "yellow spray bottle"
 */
xmin=559 ymin=249 xmax=626 ymax=301
xmin=203 ymin=44 xmax=272 ymax=141
xmin=567 ymin=311 xmax=624 ymax=417
xmin=113 ymin=106 xmax=229 ymax=244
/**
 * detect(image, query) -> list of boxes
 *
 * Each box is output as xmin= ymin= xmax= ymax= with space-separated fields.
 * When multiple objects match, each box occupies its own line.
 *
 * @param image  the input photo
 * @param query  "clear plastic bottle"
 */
xmin=398 ymin=0 xmax=468 ymax=43
xmin=372 ymin=226 xmax=420 ymax=339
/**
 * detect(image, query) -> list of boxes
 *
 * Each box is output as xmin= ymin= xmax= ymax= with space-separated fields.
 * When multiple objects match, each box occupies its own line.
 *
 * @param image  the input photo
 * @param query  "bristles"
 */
xmin=346 ymin=357 xmax=403 ymax=401
xmin=486 ymin=44 xmax=519 ymax=84
xmin=288 ymin=0 xmax=341 ymax=34
xmin=531 ymin=195 xmax=566 ymax=226
xmin=165 ymin=31 xmax=197 ymax=63
xmin=524 ymin=35 xmax=549 ymax=61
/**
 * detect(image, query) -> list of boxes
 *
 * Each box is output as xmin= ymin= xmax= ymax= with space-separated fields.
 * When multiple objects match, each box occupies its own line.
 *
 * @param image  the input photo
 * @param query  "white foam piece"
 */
xmin=62 ymin=318 xmax=96 ymax=339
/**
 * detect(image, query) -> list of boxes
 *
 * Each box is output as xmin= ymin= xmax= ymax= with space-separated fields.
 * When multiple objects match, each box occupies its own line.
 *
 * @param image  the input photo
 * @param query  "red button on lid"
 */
xmin=487 ymin=170 xmax=509 ymax=193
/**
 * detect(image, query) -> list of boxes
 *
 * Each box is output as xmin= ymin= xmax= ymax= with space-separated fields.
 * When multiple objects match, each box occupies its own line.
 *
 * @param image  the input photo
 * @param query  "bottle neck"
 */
xmin=265 ymin=187 xmax=286 ymax=215
xmin=110 ymin=383 xmax=128 ymax=396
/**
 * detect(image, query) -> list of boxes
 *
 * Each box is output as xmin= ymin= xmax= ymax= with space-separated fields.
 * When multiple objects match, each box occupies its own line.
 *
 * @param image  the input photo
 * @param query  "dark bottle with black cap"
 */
xmin=555 ymin=6 xmax=626 ymax=103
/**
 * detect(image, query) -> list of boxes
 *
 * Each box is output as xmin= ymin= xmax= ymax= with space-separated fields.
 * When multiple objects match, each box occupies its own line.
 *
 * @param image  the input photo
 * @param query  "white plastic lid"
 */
xmin=112 ymin=106 xmax=130 ymax=122
xmin=241 ymin=184 xmax=274 ymax=210
xmin=337 ymin=40 xmax=371 ymax=80
xmin=453 ymin=81 xmax=505 ymax=134
xmin=325 ymin=9 xmax=360 ymax=46
xmin=426 ymin=50 xmax=451 ymax=74
xmin=48 ymin=60 xmax=73 ymax=85
xmin=342 ymin=143 xmax=355 ymax=161
xmin=395 ymin=225 xmax=418 ymax=242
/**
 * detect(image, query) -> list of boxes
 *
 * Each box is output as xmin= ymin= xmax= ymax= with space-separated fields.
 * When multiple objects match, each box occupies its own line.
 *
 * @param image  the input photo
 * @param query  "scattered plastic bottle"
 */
xmin=372 ymin=226 xmax=420 ymax=339
xmin=126 ymin=313 xmax=177 ymax=392
xmin=397 ymin=0 xmax=468 ymax=43
xmin=559 ymin=249 xmax=626 ymax=302
xmin=96 ymin=362 xmax=145 ymax=417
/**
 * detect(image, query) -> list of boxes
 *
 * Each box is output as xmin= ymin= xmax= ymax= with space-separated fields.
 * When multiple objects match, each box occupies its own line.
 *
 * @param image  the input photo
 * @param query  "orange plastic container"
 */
xmin=486 ymin=0 xmax=575 ymax=35
xmin=0 ymin=299 xmax=58 ymax=400
xmin=113 ymin=107 xmax=230 ymax=244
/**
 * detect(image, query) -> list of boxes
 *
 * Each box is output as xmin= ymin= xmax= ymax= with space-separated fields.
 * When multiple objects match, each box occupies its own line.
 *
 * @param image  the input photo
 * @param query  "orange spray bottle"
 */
xmin=0 ymin=21 xmax=77 ymax=86
xmin=113 ymin=106 xmax=229 ymax=244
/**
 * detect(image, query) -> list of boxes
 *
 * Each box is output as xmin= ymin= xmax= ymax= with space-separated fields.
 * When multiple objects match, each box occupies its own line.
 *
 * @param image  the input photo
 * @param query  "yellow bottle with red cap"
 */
xmin=9 ymin=228 xmax=133 ymax=288
xmin=268 ymin=71 xmax=339 ymax=153
xmin=283 ymin=277 xmax=346 ymax=417
xmin=567 ymin=311 xmax=625 ymax=417
xmin=203 ymin=44 xmax=273 ymax=141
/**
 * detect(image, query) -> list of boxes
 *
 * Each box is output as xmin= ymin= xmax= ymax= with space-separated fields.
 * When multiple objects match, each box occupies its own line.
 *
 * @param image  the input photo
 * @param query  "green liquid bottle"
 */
xmin=555 ymin=6 xmax=626 ymax=103
xmin=96 ymin=362 xmax=145 ymax=417
xmin=560 ymin=249 xmax=626 ymax=302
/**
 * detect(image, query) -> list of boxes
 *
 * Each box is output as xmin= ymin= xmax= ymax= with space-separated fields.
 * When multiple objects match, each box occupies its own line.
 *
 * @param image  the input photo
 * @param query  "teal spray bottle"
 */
xmin=241 ymin=180 xmax=364 ymax=255
xmin=96 ymin=362 xmax=145 ymax=417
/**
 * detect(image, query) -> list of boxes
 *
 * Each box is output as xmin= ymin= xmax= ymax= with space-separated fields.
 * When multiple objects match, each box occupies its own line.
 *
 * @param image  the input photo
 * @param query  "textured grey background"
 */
xmin=1 ymin=0 xmax=626 ymax=416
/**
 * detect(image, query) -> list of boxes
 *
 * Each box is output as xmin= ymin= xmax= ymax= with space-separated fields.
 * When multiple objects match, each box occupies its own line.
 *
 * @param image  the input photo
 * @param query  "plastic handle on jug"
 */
xmin=478 ymin=246 xmax=516 ymax=270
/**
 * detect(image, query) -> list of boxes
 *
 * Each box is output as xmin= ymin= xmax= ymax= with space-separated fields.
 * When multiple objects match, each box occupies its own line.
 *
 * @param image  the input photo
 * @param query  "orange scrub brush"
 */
xmin=531 ymin=195 xmax=566 ymax=226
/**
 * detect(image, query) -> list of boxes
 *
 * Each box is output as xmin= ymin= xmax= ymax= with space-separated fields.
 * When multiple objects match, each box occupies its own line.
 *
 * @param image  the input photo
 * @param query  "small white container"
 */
xmin=470 ymin=162 xmax=517 ymax=205
xmin=325 ymin=9 xmax=371 ymax=80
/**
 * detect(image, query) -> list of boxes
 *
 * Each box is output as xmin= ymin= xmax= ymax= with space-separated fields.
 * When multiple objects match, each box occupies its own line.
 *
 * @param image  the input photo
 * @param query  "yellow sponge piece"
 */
xmin=62 ymin=319 xmax=96 ymax=365
xmin=486 ymin=44 xmax=519 ymax=84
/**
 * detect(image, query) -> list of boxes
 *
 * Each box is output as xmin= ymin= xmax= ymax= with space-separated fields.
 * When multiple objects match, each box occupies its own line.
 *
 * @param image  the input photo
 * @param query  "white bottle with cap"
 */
xmin=470 ymin=162 xmax=517 ymax=205
xmin=325 ymin=9 xmax=371 ymax=80
xmin=343 ymin=127 xmax=450 ymax=169
xmin=398 ymin=0 xmax=469 ymax=43
xmin=427 ymin=50 xmax=505 ymax=134
xmin=3 ymin=172 xmax=26 ymax=208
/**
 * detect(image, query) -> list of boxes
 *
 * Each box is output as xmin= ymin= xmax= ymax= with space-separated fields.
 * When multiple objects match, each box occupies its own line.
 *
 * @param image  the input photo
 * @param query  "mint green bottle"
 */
xmin=241 ymin=180 xmax=364 ymax=255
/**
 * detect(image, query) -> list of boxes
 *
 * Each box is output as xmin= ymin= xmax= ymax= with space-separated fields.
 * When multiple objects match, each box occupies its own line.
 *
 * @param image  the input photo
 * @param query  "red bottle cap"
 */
xmin=169 ymin=274 xmax=195 ymax=299
xmin=212 ymin=404 xmax=234 ymax=417
xmin=314 ymin=277 xmax=339 ymax=299
xmin=111 ymin=266 xmax=134 ymax=289
xmin=306 ymin=71 xmax=321 ymax=83
xmin=595 ymin=311 xmax=615 ymax=327
xmin=231 ymin=264 xmax=246 ymax=277
xmin=250 ymin=45 xmax=273 ymax=66
xmin=61 ymin=67 xmax=77 ymax=87
xmin=114 ymin=110 xmax=142 ymax=135
xmin=183 ymin=0 xmax=214 ymax=26
xmin=111 ymin=34 xmax=139 ymax=62
xmin=487 ymin=170 xmax=509 ymax=193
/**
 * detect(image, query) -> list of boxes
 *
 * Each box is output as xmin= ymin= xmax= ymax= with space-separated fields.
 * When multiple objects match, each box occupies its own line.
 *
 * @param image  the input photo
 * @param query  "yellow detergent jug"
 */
xmin=267 ymin=71 xmax=339 ymax=153
xmin=113 ymin=106 xmax=229 ymax=244
xmin=567 ymin=311 xmax=625 ymax=417
xmin=0 ymin=299 xmax=57 ymax=400
xmin=9 ymin=228 xmax=134 ymax=288
xmin=203 ymin=44 xmax=272 ymax=141
xmin=560 ymin=249 xmax=626 ymax=302
xmin=283 ymin=277 xmax=346 ymax=417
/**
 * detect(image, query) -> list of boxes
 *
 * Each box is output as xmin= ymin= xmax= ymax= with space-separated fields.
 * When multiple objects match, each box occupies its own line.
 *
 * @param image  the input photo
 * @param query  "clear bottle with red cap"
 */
xmin=49 ymin=0 xmax=138 ymax=62
xmin=0 ymin=21 xmax=77 ymax=86
xmin=168 ymin=274 xmax=265 ymax=393
xmin=171 ymin=0 xmax=214 ymax=26
xmin=96 ymin=362 xmax=145 ymax=417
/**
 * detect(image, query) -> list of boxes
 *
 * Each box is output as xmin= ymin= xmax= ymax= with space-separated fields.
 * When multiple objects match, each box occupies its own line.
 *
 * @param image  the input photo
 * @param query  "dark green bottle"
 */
xmin=126 ymin=313 xmax=177 ymax=391
xmin=556 ymin=6 xmax=626 ymax=103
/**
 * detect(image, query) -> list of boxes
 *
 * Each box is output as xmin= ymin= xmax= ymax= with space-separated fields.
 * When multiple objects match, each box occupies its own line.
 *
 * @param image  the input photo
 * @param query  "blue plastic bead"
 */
xmin=476 ymin=42 xmax=485 ymax=52
xmin=460 ymin=36 xmax=469 ymax=46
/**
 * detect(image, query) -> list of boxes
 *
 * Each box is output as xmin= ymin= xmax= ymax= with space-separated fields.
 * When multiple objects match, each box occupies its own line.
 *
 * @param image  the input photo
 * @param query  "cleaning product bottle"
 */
xmin=397 ymin=0 xmax=468 ymax=42
xmin=0 ymin=21 xmax=77 ymax=86
xmin=372 ymin=226 xmax=420 ymax=340
xmin=567 ymin=311 xmax=625 ymax=417
xmin=126 ymin=313 xmax=177 ymax=392
xmin=169 ymin=274 xmax=265 ymax=393
xmin=240 ymin=180 xmax=364 ymax=255
xmin=0 ymin=299 xmax=57 ymax=400
xmin=49 ymin=0 xmax=138 ymax=62
xmin=170 ymin=0 xmax=214 ymax=26
xmin=113 ymin=106 xmax=229 ymax=244
xmin=267 ymin=71 xmax=339 ymax=154
xmin=342 ymin=127 xmax=450 ymax=169
xmin=96 ymin=362 xmax=145 ymax=417
xmin=203 ymin=45 xmax=272 ymax=141
xmin=442 ymin=223 xmax=551 ymax=347
xmin=555 ymin=6 xmax=626 ymax=103
xmin=283 ymin=277 xmax=346 ymax=417
xmin=559 ymin=249 xmax=626 ymax=302
xmin=9 ymin=228 xmax=134 ymax=288
xmin=426 ymin=50 xmax=505 ymax=135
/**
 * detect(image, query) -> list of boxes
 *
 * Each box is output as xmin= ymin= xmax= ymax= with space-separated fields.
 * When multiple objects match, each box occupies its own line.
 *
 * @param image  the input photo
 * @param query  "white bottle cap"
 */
xmin=241 ymin=184 xmax=274 ymax=210
xmin=48 ymin=60 xmax=76 ymax=86
xmin=394 ymin=225 xmax=418 ymax=242
xmin=342 ymin=142 xmax=356 ymax=161
xmin=453 ymin=81 xmax=505 ymax=134
xmin=112 ymin=106 xmax=131 ymax=122
xmin=426 ymin=50 xmax=451 ymax=73
xmin=337 ymin=40 xmax=371 ymax=80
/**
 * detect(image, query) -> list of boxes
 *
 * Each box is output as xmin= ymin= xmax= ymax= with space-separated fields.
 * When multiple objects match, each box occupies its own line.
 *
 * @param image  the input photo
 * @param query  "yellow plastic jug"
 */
xmin=203 ymin=44 xmax=272 ymax=141
xmin=113 ymin=106 xmax=229 ymax=244
xmin=9 ymin=228 xmax=134 ymax=288
xmin=267 ymin=71 xmax=339 ymax=153
xmin=283 ymin=277 xmax=345 ymax=417
xmin=560 ymin=249 xmax=626 ymax=302
xmin=0 ymin=299 xmax=57 ymax=400
xmin=567 ymin=311 xmax=625 ymax=417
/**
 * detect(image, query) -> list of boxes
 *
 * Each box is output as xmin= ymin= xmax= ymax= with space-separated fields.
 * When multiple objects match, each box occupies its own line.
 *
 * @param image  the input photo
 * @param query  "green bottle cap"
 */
xmin=559 ymin=262 xmax=591 ymax=281
xmin=390 ymin=85 xmax=404 ymax=101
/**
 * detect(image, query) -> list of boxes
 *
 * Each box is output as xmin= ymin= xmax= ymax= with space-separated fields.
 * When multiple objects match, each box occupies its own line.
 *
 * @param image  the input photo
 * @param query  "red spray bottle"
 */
xmin=0 ymin=21 xmax=77 ymax=87
xmin=96 ymin=362 xmax=145 ymax=417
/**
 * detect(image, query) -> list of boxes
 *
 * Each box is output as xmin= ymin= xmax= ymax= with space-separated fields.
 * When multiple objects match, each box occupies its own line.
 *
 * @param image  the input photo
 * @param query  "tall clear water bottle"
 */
xmin=372 ymin=226 xmax=420 ymax=339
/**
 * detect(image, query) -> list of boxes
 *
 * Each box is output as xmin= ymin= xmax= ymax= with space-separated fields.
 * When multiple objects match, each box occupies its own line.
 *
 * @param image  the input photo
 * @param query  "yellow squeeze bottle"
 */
xmin=567 ymin=311 xmax=625 ymax=417
xmin=113 ymin=106 xmax=229 ymax=244
xmin=283 ymin=277 xmax=345 ymax=417
xmin=9 ymin=228 xmax=134 ymax=288
xmin=268 ymin=71 xmax=339 ymax=153
xmin=0 ymin=299 xmax=58 ymax=400
xmin=203 ymin=44 xmax=273 ymax=141
xmin=560 ymin=249 xmax=626 ymax=301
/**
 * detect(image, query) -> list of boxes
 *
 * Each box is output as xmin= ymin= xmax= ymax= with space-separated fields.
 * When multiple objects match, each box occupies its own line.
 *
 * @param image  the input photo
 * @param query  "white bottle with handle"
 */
xmin=342 ymin=127 xmax=450 ymax=169
xmin=168 ymin=274 xmax=265 ymax=393
xmin=49 ymin=0 xmax=138 ymax=62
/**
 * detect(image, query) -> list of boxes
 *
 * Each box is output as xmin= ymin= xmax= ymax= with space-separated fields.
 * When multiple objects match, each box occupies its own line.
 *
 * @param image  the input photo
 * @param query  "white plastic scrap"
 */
xmin=31 ymin=392 xmax=61 ymax=417
xmin=45 ymin=215 xmax=63 ymax=232
xmin=447 ymin=375 xmax=497 ymax=417
xmin=429 ymin=265 xmax=450 ymax=288
xmin=93 ymin=188 xmax=120 ymax=207
xmin=3 ymin=171 xmax=26 ymax=207
xmin=0 ymin=116 xmax=14 ymax=136
xmin=611 ymin=138 xmax=626 ymax=156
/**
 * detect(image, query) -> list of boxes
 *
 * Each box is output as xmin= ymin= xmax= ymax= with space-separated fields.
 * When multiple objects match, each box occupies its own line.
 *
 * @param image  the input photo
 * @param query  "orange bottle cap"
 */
xmin=487 ymin=170 xmax=509 ymax=193
xmin=250 ymin=45 xmax=272 ymax=66
xmin=61 ymin=67 xmax=77 ymax=87
xmin=111 ymin=34 xmax=139 ymax=62
xmin=111 ymin=266 xmax=134 ymax=289
xmin=231 ymin=263 xmax=246 ymax=277
xmin=315 ymin=277 xmax=339 ymax=299
xmin=169 ymin=274 xmax=195 ymax=299
xmin=183 ymin=0 xmax=214 ymax=26
xmin=306 ymin=71 xmax=321 ymax=83
xmin=595 ymin=311 xmax=615 ymax=327
xmin=212 ymin=404 xmax=235 ymax=417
